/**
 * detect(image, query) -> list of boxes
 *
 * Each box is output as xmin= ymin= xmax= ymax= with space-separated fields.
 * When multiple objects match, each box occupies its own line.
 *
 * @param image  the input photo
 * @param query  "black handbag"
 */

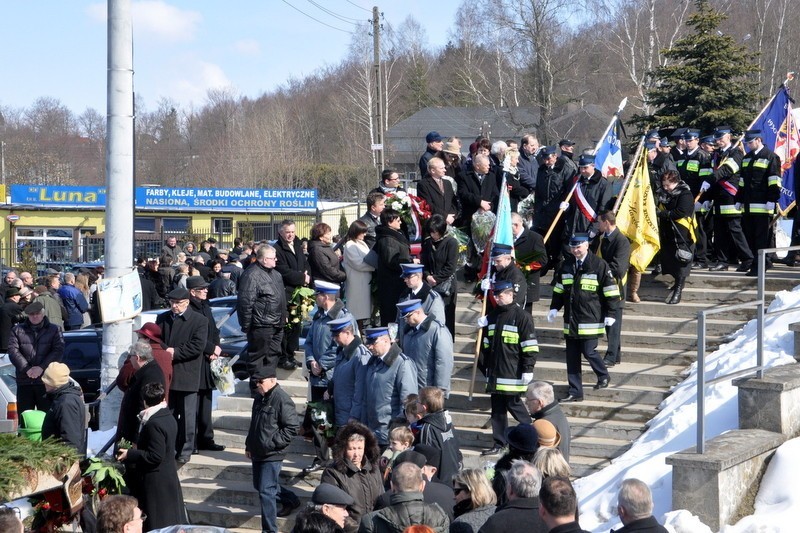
xmin=431 ymin=275 xmax=454 ymax=297
xmin=671 ymin=220 xmax=694 ymax=264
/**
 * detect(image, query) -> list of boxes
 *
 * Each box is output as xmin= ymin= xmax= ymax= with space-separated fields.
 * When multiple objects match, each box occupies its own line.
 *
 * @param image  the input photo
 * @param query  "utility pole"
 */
xmin=372 ymin=6 xmax=385 ymax=182
xmin=1 ymin=141 xmax=5 ymax=185
xmin=100 ymin=0 xmax=135 ymax=429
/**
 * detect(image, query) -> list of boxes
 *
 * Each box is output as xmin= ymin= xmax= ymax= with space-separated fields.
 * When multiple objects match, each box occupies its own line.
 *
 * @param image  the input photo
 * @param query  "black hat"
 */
xmin=251 ymin=368 xmax=277 ymax=380
xmin=312 ymin=483 xmax=355 ymax=506
xmin=412 ymin=444 xmax=441 ymax=468
xmin=5 ymin=287 xmax=19 ymax=299
xmin=744 ymin=129 xmax=763 ymax=142
xmin=186 ymin=276 xmax=209 ymax=290
xmin=166 ymin=287 xmax=190 ymax=300
xmin=541 ymin=146 xmax=557 ymax=156
xmin=504 ymin=423 xmax=540 ymax=454
xmin=426 ymin=131 xmax=443 ymax=143
xmin=578 ymin=154 xmax=596 ymax=167
xmin=569 ymin=233 xmax=590 ymax=247
xmin=394 ymin=450 xmax=426 ymax=469
xmin=558 ymin=139 xmax=576 ymax=147
xmin=24 ymin=301 xmax=45 ymax=315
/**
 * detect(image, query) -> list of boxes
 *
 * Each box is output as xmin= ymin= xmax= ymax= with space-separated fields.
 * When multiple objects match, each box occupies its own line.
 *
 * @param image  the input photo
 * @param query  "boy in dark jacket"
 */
xmin=414 ymin=386 xmax=462 ymax=484
xmin=41 ymin=362 xmax=86 ymax=456
xmin=246 ymin=371 xmax=299 ymax=533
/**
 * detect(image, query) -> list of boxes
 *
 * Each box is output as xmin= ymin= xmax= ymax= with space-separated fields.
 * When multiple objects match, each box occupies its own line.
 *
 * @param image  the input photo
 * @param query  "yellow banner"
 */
xmin=617 ymin=155 xmax=660 ymax=272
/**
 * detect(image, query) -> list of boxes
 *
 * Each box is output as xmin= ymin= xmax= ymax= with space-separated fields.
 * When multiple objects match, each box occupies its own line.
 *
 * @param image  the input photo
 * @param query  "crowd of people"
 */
xmin=8 ymin=124 xmax=776 ymax=532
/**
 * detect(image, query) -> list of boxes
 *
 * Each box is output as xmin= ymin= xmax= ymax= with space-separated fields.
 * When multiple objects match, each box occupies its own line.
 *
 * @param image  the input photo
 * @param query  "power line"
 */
xmin=306 ymin=0 xmax=364 ymax=24
xmin=279 ymin=0 xmax=354 ymax=34
xmin=345 ymin=0 xmax=371 ymax=13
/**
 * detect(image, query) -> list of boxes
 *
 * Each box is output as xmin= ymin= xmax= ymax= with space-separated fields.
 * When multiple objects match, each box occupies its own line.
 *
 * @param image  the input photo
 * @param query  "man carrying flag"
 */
xmin=560 ymin=154 xmax=614 ymax=255
xmin=737 ymin=129 xmax=783 ymax=275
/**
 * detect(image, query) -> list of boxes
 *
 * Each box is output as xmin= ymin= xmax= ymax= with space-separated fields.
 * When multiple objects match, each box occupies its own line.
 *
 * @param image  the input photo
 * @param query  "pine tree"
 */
xmin=631 ymin=0 xmax=760 ymax=134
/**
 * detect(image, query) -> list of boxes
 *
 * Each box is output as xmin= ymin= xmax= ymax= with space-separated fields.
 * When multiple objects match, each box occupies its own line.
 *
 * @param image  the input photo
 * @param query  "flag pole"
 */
xmin=613 ymin=136 xmax=647 ymax=214
xmin=543 ymin=97 xmax=628 ymax=244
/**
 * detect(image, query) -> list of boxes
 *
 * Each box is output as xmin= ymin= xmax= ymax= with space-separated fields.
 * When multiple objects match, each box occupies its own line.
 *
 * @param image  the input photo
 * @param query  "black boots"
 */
xmin=666 ymin=278 xmax=685 ymax=305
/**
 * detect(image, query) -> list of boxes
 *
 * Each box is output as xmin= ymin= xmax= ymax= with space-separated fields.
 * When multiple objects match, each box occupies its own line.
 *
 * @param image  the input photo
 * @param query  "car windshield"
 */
xmin=0 ymin=361 xmax=17 ymax=394
xmin=212 ymin=307 xmax=244 ymax=339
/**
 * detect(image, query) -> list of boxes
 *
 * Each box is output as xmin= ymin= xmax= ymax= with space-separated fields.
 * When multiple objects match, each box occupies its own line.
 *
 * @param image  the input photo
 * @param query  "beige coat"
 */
xmin=343 ymin=239 xmax=374 ymax=320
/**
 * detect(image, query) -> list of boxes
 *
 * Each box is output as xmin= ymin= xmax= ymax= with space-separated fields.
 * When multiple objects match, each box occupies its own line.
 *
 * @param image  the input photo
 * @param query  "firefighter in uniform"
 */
xmin=737 ymin=129 xmax=782 ymax=276
xmin=548 ymin=233 xmax=620 ymax=402
xmin=481 ymin=243 xmax=527 ymax=308
xmin=477 ymin=280 xmax=538 ymax=456
xmin=677 ymin=129 xmax=714 ymax=269
xmin=707 ymin=126 xmax=754 ymax=272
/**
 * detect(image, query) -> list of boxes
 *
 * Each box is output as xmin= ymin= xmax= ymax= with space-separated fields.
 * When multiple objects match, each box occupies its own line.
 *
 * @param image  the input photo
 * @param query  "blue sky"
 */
xmin=0 ymin=0 xmax=461 ymax=114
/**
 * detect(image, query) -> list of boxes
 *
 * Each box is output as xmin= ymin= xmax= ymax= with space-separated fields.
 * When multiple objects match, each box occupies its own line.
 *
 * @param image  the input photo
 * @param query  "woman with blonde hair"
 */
xmin=532 ymin=447 xmax=571 ymax=479
xmin=450 ymin=468 xmax=497 ymax=533
xmin=74 ymin=273 xmax=92 ymax=326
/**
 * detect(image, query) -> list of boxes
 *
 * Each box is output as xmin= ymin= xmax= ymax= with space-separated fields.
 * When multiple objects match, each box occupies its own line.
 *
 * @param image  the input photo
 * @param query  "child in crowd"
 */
xmin=404 ymin=393 xmax=425 ymax=440
xmin=380 ymin=426 xmax=414 ymax=485
xmin=414 ymin=386 xmax=463 ymax=484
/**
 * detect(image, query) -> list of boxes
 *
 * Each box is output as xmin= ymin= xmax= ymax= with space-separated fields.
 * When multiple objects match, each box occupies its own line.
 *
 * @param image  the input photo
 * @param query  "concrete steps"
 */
xmin=182 ymin=264 xmax=799 ymax=530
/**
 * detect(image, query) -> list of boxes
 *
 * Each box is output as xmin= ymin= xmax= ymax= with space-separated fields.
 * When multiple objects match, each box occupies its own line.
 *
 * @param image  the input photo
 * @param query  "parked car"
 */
xmin=0 ymin=354 xmax=18 ymax=433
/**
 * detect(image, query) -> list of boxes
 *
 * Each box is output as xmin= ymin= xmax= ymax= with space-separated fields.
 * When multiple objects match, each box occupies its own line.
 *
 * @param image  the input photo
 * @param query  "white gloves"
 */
xmin=694 ymin=202 xmax=702 ymax=212
xmin=734 ymin=203 xmax=743 ymax=211
xmin=547 ymin=309 xmax=558 ymax=323
xmin=766 ymin=202 xmax=776 ymax=211
xmin=703 ymin=201 xmax=711 ymax=210
xmin=477 ymin=316 xmax=489 ymax=328
xmin=521 ymin=373 xmax=534 ymax=384
xmin=559 ymin=201 xmax=569 ymax=211
xmin=588 ymin=230 xmax=597 ymax=239
xmin=604 ymin=317 xmax=616 ymax=327
xmin=700 ymin=181 xmax=711 ymax=192
xmin=480 ymin=278 xmax=491 ymax=291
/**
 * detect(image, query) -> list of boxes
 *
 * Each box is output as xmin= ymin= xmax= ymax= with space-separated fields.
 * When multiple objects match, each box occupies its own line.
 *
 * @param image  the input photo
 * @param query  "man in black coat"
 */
xmin=457 ymin=153 xmax=493 ymax=280
xmin=526 ymin=381 xmax=571 ymax=462
xmin=0 ymin=288 xmax=25 ymax=352
xmin=188 ymin=276 xmax=225 ymax=452
xmin=512 ymin=213 xmax=547 ymax=310
xmin=533 ymin=147 xmax=575 ymax=271
xmin=156 ymin=287 xmax=209 ymax=464
xmin=598 ymin=211 xmax=631 ymax=366
xmin=273 ymin=219 xmax=309 ymax=370
xmin=612 ymin=479 xmax=668 ymax=532
xmin=479 ymin=460 xmax=548 ymax=533
xmin=418 ymin=157 xmax=457 ymax=226
xmin=358 ymin=192 xmax=386 ymax=249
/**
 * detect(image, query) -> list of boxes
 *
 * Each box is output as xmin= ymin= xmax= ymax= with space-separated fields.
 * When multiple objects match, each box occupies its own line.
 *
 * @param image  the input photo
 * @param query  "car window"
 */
xmin=0 ymin=363 xmax=16 ymax=395
xmin=63 ymin=337 xmax=102 ymax=370
xmin=212 ymin=307 xmax=244 ymax=339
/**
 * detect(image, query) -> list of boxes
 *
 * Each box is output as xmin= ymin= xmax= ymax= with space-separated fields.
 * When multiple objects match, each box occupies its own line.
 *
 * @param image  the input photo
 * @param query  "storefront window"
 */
xmin=16 ymin=227 xmax=74 ymax=265
xmin=135 ymin=217 xmax=156 ymax=233
xmin=163 ymin=217 xmax=189 ymax=233
xmin=213 ymin=218 xmax=233 ymax=235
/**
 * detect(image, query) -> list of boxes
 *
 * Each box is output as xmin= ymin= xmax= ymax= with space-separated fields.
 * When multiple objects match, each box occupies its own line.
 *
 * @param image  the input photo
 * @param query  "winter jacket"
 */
xmin=308 ymin=239 xmax=346 ymax=284
xmin=550 ymin=251 xmax=620 ymax=339
xmin=305 ymin=299 xmax=355 ymax=388
xmin=343 ymin=239 xmax=375 ymax=321
xmin=360 ymin=492 xmax=450 ymax=533
xmin=533 ymin=159 xmax=575 ymax=230
xmin=396 ymin=284 xmax=445 ymax=347
xmin=532 ymin=401 xmax=571 ymax=462
xmin=417 ymin=176 xmax=458 ymax=219
xmin=42 ymin=380 xmax=86 ymax=456
xmin=237 ymin=262 xmax=287 ymax=331
xmin=421 ymin=235 xmax=459 ymax=307
xmin=328 ymin=337 xmax=370 ymax=426
xmin=189 ymin=296 xmax=220 ymax=390
xmin=712 ymin=144 xmax=745 ymax=216
xmin=648 ymin=152 xmax=678 ymax=195
xmin=117 ymin=360 xmax=166 ymax=444
xmin=477 ymin=497 xmax=547 ymax=533
xmin=481 ymin=303 xmax=537 ymax=395
xmin=8 ymin=317 xmax=64 ymax=385
xmin=657 ymin=181 xmax=696 ymax=279
xmin=518 ymin=151 xmax=539 ymax=190
xmin=456 ymin=170 xmax=486 ymax=227
xmin=492 ymin=263 xmax=528 ymax=308
xmin=562 ymin=170 xmax=614 ymax=240
xmin=0 ymin=300 xmax=25 ymax=351
xmin=156 ymin=307 xmax=208 ymax=392
xmin=373 ymin=225 xmax=412 ymax=322
xmin=58 ymin=284 xmax=89 ymax=328
xmin=208 ymin=276 xmax=237 ymax=299
xmin=678 ymin=147 xmax=713 ymax=198
xmin=513 ymin=227 xmax=547 ymax=303
xmin=34 ymin=292 xmax=64 ymax=330
xmin=611 ymin=516 xmax=669 ymax=533
xmin=245 ymin=383 xmax=298 ymax=462
xmin=451 ymin=504 xmax=495 ymax=533
xmin=416 ymin=409 xmax=463 ymax=484
xmin=124 ymin=407 xmax=186 ymax=531
xmin=363 ymin=343 xmax=418 ymax=445
xmin=401 ymin=315 xmax=453 ymax=394
xmin=321 ymin=458 xmax=384 ymax=533
xmin=738 ymin=145 xmax=782 ymax=213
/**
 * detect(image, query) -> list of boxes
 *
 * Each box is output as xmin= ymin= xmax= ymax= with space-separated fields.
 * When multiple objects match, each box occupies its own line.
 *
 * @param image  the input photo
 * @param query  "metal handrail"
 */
xmin=696 ymin=244 xmax=800 ymax=453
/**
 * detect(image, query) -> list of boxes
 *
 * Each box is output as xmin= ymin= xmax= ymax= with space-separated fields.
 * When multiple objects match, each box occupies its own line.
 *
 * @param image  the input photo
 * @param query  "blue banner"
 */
xmin=135 ymin=187 xmax=317 ymax=211
xmin=11 ymin=185 xmax=317 ymax=211
xmin=10 ymin=185 xmax=107 ymax=207
xmin=750 ymin=86 xmax=797 ymax=210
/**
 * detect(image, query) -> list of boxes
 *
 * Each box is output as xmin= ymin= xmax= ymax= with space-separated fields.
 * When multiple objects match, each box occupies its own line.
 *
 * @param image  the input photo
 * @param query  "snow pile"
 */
xmin=575 ymin=286 xmax=800 ymax=532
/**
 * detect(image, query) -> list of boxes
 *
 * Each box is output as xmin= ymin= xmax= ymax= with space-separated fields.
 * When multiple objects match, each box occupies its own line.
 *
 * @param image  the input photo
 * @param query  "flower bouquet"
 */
xmin=471 ymin=210 xmax=496 ymax=254
xmin=446 ymin=225 xmax=470 ymax=267
xmin=287 ymin=286 xmax=316 ymax=330
xmin=211 ymin=355 xmax=238 ymax=395
xmin=307 ymin=401 xmax=337 ymax=439
xmin=82 ymin=456 xmax=126 ymax=512
xmin=385 ymin=191 xmax=432 ymax=242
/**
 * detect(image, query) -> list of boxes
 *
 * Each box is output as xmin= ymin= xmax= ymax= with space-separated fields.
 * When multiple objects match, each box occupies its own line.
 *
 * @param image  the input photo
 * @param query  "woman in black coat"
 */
xmin=373 ymin=209 xmax=413 ymax=326
xmin=422 ymin=214 xmax=459 ymax=339
xmin=117 ymin=382 xmax=186 ymax=532
xmin=657 ymin=170 xmax=695 ymax=305
xmin=307 ymin=222 xmax=346 ymax=286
